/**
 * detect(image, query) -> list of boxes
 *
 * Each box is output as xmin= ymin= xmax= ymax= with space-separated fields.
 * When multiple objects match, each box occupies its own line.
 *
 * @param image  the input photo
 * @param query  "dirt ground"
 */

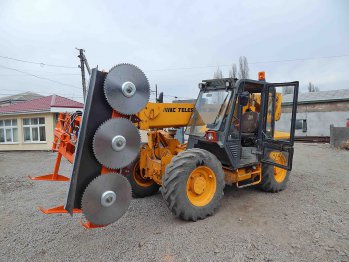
xmin=0 ymin=143 xmax=348 ymax=262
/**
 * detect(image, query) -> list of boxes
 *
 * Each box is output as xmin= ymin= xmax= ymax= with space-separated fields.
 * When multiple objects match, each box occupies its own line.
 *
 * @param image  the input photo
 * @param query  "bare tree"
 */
xmin=212 ymin=67 xmax=226 ymax=103
xmin=238 ymin=56 xmax=249 ymax=79
xmin=308 ymin=82 xmax=319 ymax=92
xmin=229 ymin=64 xmax=237 ymax=79
xmin=282 ymin=86 xmax=294 ymax=95
xmin=213 ymin=66 xmax=223 ymax=79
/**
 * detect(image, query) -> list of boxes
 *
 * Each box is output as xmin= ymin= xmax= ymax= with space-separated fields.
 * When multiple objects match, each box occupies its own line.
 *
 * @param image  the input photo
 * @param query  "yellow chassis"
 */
xmin=134 ymin=96 xmax=284 ymax=188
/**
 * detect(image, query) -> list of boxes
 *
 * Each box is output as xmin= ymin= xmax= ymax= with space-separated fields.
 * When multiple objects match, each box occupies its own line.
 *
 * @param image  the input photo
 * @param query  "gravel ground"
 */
xmin=1 ymin=143 xmax=348 ymax=262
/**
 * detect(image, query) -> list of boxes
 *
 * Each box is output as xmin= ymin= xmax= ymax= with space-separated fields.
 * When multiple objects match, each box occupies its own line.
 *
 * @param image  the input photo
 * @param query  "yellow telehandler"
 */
xmin=31 ymin=64 xmax=299 ymax=228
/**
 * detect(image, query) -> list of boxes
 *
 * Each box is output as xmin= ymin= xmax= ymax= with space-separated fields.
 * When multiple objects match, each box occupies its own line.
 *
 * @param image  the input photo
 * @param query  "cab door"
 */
xmin=260 ymin=82 xmax=299 ymax=171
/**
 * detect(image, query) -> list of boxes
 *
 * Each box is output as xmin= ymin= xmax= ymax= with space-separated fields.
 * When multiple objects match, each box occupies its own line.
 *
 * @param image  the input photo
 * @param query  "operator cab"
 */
xmin=186 ymin=75 xmax=299 ymax=172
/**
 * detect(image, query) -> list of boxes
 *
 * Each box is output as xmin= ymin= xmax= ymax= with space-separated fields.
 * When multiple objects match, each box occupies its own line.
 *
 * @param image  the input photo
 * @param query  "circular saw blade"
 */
xmin=104 ymin=63 xmax=150 ymax=115
xmin=81 ymin=173 xmax=132 ymax=226
xmin=93 ymin=118 xmax=141 ymax=169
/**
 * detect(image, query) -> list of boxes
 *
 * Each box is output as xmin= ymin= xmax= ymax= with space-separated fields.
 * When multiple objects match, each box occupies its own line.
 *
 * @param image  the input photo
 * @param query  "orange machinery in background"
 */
xmin=29 ymin=112 xmax=82 ymax=214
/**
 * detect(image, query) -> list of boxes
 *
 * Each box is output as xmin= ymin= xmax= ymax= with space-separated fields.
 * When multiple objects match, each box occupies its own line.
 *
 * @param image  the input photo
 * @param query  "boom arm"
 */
xmin=137 ymin=102 xmax=194 ymax=129
xmin=136 ymin=92 xmax=283 ymax=130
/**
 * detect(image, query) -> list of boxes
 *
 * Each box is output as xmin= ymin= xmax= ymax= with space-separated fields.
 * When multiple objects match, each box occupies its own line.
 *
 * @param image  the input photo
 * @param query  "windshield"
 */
xmin=185 ymin=89 xmax=232 ymax=137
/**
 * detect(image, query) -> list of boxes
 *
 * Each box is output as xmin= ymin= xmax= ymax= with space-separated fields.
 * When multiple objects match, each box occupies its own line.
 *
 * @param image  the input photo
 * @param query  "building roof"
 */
xmin=0 ymin=94 xmax=84 ymax=115
xmin=282 ymin=89 xmax=349 ymax=105
xmin=0 ymin=91 xmax=43 ymax=105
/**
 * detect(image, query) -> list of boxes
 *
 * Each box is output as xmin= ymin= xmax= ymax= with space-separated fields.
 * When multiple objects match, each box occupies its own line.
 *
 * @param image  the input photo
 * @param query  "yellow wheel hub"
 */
xmin=186 ymin=166 xmax=216 ymax=207
xmin=133 ymin=162 xmax=154 ymax=187
xmin=192 ymin=177 xmax=206 ymax=194
xmin=269 ymin=152 xmax=287 ymax=183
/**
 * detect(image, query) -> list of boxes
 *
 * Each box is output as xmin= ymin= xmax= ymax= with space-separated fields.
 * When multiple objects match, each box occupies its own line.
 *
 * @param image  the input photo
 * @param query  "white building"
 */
xmin=0 ymin=94 xmax=83 ymax=151
xmin=277 ymin=89 xmax=349 ymax=137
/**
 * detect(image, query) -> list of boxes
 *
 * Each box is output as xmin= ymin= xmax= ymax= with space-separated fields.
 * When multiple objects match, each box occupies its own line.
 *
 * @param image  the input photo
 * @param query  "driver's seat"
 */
xmin=240 ymin=111 xmax=259 ymax=136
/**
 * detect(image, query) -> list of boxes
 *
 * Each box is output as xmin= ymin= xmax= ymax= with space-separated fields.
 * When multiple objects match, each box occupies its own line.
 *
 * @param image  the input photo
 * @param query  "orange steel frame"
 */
xmin=29 ymin=113 xmax=80 ymax=180
xmin=29 ymin=113 xmax=82 ymax=216
xmin=29 ymin=111 xmax=127 ymax=228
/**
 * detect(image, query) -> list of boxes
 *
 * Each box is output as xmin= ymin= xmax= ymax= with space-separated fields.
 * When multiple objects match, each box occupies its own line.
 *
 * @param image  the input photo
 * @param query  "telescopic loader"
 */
xmin=31 ymin=64 xmax=299 ymax=228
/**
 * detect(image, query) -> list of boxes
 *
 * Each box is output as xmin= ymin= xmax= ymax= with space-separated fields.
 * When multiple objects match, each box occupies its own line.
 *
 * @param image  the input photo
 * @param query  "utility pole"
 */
xmin=76 ymin=48 xmax=91 ymax=102
xmin=155 ymin=84 xmax=158 ymax=103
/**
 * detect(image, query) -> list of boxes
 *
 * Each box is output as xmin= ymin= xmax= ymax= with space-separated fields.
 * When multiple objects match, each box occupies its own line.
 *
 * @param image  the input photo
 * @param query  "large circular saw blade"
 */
xmin=81 ymin=173 xmax=132 ymax=226
xmin=93 ymin=118 xmax=141 ymax=169
xmin=104 ymin=63 xmax=150 ymax=115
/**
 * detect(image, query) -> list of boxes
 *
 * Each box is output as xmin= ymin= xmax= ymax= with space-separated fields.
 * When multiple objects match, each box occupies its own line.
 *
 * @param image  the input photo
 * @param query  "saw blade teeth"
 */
xmin=80 ymin=175 xmax=99 ymax=222
xmin=92 ymin=117 xmax=141 ymax=169
xmin=103 ymin=63 xmax=150 ymax=115
xmin=106 ymin=63 xmax=151 ymax=111
xmin=81 ymin=173 xmax=132 ymax=226
xmin=92 ymin=119 xmax=141 ymax=170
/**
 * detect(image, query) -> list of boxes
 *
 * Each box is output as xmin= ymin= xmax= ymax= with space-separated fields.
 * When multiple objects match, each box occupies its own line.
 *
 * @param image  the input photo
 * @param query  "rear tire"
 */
xmin=122 ymin=160 xmax=159 ymax=198
xmin=259 ymin=162 xmax=290 ymax=193
xmin=162 ymin=148 xmax=225 ymax=221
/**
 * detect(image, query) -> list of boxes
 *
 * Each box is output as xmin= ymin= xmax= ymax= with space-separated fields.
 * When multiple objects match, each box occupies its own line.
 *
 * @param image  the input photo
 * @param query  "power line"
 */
xmin=3 ymin=53 xmax=348 ymax=73
xmin=0 ymin=55 xmax=77 ymax=69
xmin=1 ymin=52 xmax=348 ymax=73
xmin=0 ymin=73 xmax=80 ymax=76
xmin=2 ymin=52 xmax=347 ymax=102
xmin=0 ymin=68 xmax=79 ymax=73
xmin=148 ymin=54 xmax=349 ymax=72
xmin=0 ymin=65 xmax=81 ymax=90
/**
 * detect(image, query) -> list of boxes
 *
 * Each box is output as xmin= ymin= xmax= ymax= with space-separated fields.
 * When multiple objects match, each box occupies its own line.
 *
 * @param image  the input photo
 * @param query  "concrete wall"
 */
xmin=276 ymin=111 xmax=349 ymax=136
xmin=0 ymin=112 xmax=55 ymax=151
xmin=330 ymin=125 xmax=349 ymax=148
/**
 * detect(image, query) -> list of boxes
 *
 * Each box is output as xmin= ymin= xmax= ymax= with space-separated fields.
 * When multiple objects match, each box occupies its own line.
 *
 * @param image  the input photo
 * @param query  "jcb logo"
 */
xmin=163 ymin=107 xmax=193 ymax=113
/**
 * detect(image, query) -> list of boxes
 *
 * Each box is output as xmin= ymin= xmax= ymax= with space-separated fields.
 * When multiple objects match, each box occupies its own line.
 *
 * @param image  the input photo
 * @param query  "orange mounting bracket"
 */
xmin=80 ymin=220 xmax=106 ymax=229
xmin=38 ymin=205 xmax=81 ymax=214
xmin=29 ymin=153 xmax=70 ymax=182
xmin=29 ymin=174 xmax=69 ymax=182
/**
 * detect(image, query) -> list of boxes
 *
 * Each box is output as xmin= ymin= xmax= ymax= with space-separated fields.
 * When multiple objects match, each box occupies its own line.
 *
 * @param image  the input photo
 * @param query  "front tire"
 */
xmin=162 ymin=148 xmax=225 ymax=221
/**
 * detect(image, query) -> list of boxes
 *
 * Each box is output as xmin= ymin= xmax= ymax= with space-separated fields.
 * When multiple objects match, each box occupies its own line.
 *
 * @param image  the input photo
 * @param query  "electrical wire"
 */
xmin=2 ymin=53 xmax=348 ymax=102
xmin=0 ymin=65 xmax=81 ymax=90
xmin=0 ymin=55 xmax=77 ymax=69
xmin=148 ymin=54 xmax=349 ymax=72
xmin=2 ymin=53 xmax=348 ymax=73
xmin=0 ymin=73 xmax=80 ymax=76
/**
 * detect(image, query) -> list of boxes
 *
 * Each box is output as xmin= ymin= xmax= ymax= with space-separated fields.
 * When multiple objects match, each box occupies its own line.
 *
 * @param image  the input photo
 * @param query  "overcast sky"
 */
xmin=0 ymin=0 xmax=348 ymax=102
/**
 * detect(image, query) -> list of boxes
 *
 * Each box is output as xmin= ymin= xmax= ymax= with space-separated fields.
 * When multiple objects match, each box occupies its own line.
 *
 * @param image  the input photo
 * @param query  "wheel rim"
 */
xmin=133 ymin=161 xmax=154 ymax=187
xmin=269 ymin=152 xmax=287 ymax=183
xmin=186 ymin=166 xmax=217 ymax=207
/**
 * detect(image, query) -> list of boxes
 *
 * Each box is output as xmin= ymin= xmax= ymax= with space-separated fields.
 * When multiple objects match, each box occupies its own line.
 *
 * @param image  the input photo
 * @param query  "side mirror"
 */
xmin=239 ymin=91 xmax=249 ymax=106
